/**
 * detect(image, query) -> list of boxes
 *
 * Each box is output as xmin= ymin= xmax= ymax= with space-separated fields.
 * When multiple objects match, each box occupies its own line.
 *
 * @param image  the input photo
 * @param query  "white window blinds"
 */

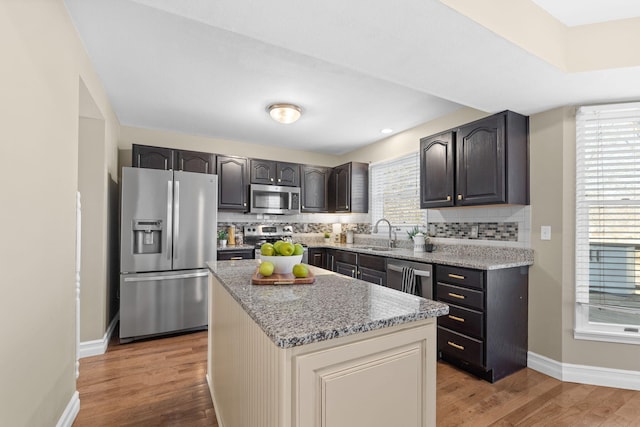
xmin=370 ymin=152 xmax=423 ymax=228
xmin=575 ymin=102 xmax=640 ymax=337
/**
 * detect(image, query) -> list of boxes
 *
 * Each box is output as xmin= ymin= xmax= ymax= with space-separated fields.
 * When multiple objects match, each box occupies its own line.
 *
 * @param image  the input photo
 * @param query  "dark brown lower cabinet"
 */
xmin=436 ymin=265 xmax=528 ymax=383
xmin=308 ymin=248 xmax=326 ymax=268
xmin=217 ymin=249 xmax=254 ymax=261
xmin=357 ymin=253 xmax=386 ymax=286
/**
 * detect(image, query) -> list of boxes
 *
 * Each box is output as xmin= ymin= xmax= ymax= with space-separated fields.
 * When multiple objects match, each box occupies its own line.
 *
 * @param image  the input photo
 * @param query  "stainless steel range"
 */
xmin=244 ymin=225 xmax=308 ymax=263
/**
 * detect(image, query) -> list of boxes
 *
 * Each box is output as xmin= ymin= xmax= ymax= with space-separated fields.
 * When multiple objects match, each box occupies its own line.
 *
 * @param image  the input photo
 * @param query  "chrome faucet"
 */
xmin=373 ymin=218 xmax=396 ymax=248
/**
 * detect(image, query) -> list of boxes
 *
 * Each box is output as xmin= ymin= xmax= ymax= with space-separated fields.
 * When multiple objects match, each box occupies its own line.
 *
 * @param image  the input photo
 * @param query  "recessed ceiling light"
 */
xmin=268 ymin=103 xmax=302 ymax=124
xmin=381 ymin=128 xmax=393 ymax=134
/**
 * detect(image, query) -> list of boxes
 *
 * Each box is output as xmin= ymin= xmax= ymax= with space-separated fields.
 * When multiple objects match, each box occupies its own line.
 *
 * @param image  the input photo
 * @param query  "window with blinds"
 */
xmin=370 ymin=152 xmax=424 ymax=231
xmin=575 ymin=102 xmax=640 ymax=344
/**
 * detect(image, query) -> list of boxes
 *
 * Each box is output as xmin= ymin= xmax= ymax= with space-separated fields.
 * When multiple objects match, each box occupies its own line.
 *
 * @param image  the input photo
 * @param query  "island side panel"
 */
xmin=293 ymin=320 xmax=437 ymax=427
xmin=208 ymin=275 xmax=288 ymax=427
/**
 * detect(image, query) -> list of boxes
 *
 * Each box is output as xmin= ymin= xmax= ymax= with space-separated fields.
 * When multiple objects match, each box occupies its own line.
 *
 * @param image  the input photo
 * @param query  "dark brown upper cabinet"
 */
xmin=217 ymin=155 xmax=248 ymax=211
xmin=250 ymin=159 xmax=300 ymax=187
xmin=420 ymin=111 xmax=529 ymax=208
xmin=300 ymin=165 xmax=330 ymax=213
xmin=174 ymin=149 xmax=215 ymax=174
xmin=329 ymin=162 xmax=369 ymax=213
xmin=420 ymin=131 xmax=455 ymax=209
xmin=132 ymin=144 xmax=174 ymax=170
xmin=132 ymin=144 xmax=215 ymax=174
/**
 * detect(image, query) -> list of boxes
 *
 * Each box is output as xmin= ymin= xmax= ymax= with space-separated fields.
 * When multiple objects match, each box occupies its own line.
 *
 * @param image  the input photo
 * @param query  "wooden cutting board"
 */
xmin=251 ymin=268 xmax=316 ymax=285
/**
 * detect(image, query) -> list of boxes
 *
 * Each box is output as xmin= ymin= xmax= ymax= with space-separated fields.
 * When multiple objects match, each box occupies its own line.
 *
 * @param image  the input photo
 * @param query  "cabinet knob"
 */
xmin=243 ymin=203 xmax=247 ymax=207
xmin=277 ymin=178 xmax=281 ymax=182
xmin=270 ymin=178 xmax=274 ymax=182
xmin=457 ymin=194 xmax=463 ymax=201
xmin=302 ymin=206 xmax=305 ymax=209
xmin=446 ymin=195 xmax=451 ymax=201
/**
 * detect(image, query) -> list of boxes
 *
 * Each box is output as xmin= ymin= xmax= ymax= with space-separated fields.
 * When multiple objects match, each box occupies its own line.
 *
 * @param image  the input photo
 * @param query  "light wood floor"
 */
xmin=73 ymin=329 xmax=640 ymax=426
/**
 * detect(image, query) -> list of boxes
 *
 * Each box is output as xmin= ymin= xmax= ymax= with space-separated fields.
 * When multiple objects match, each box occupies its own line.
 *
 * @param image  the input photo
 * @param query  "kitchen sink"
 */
xmin=359 ymin=246 xmax=393 ymax=252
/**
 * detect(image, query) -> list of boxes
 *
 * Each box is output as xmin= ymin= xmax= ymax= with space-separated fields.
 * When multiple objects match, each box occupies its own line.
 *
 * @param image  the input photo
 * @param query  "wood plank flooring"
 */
xmin=73 ymin=329 xmax=640 ymax=426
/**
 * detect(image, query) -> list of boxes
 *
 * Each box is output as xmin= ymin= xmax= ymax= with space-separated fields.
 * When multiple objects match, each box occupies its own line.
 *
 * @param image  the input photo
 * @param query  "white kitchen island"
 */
xmin=207 ymin=260 xmax=448 ymax=427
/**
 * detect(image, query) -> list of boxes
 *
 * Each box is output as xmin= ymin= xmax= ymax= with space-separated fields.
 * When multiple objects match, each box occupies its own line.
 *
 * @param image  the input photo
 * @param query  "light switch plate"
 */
xmin=541 ymin=225 xmax=551 ymax=240
xmin=470 ymin=224 xmax=479 ymax=239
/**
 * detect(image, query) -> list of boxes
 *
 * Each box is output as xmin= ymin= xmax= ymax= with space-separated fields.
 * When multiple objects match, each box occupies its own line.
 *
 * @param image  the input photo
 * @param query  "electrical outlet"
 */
xmin=470 ymin=224 xmax=479 ymax=239
xmin=541 ymin=225 xmax=551 ymax=240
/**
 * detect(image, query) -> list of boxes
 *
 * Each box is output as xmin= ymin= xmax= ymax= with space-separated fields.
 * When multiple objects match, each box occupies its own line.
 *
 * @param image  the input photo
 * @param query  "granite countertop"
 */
xmin=208 ymin=260 xmax=449 ymax=349
xmin=217 ymin=244 xmax=255 ymax=251
xmin=308 ymin=243 xmax=533 ymax=270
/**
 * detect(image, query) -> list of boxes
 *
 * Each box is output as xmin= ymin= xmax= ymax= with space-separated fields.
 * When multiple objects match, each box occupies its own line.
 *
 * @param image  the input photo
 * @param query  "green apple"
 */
xmin=279 ymin=241 xmax=295 ymax=256
xmin=260 ymin=242 xmax=275 ymax=256
xmin=293 ymin=243 xmax=304 ymax=256
xmin=292 ymin=264 xmax=309 ymax=278
xmin=273 ymin=240 xmax=284 ymax=255
xmin=259 ymin=261 xmax=275 ymax=277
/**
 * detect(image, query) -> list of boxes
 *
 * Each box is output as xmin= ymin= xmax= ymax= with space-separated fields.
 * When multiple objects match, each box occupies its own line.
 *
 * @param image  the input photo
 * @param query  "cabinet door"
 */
xmin=217 ymin=156 xmax=248 ymax=211
xmin=308 ymin=248 xmax=326 ymax=268
xmin=301 ymin=165 xmax=330 ymax=212
xmin=456 ymin=115 xmax=505 ymax=205
xmin=420 ymin=132 xmax=454 ymax=208
xmin=250 ymin=159 xmax=276 ymax=185
xmin=358 ymin=266 xmax=386 ymax=286
xmin=332 ymin=163 xmax=351 ymax=212
xmin=276 ymin=162 xmax=300 ymax=187
xmin=336 ymin=261 xmax=357 ymax=278
xmin=175 ymin=149 xmax=215 ymax=174
xmin=132 ymin=144 xmax=173 ymax=170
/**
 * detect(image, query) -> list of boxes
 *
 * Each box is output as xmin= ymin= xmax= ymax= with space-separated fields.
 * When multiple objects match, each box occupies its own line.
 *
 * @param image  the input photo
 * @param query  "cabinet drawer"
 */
xmin=438 ymin=326 xmax=484 ymax=366
xmin=217 ymin=250 xmax=254 ymax=260
xmin=358 ymin=253 xmax=386 ymax=271
xmin=437 ymin=282 xmax=484 ymax=310
xmin=438 ymin=303 xmax=484 ymax=339
xmin=334 ymin=250 xmax=358 ymax=265
xmin=437 ymin=265 xmax=484 ymax=290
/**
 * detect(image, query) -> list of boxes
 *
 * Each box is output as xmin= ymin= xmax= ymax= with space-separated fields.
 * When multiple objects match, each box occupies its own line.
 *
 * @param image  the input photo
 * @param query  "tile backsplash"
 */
xmin=217 ymin=205 xmax=531 ymax=248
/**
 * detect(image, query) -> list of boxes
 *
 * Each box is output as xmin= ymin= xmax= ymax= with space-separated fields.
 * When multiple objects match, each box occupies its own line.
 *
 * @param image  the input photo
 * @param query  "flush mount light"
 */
xmin=381 ymin=128 xmax=393 ymax=134
xmin=268 ymin=103 xmax=302 ymax=124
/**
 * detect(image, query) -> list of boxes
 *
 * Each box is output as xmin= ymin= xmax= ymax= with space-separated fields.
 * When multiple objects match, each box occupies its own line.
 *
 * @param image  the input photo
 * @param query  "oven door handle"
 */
xmin=387 ymin=264 xmax=431 ymax=277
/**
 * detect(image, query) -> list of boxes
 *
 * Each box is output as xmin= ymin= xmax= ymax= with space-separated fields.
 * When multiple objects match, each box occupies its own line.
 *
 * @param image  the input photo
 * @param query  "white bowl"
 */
xmin=260 ymin=254 xmax=303 ymax=274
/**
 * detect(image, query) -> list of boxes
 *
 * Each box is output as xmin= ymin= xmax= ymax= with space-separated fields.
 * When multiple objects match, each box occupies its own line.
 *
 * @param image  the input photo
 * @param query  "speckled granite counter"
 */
xmin=308 ymin=243 xmax=533 ymax=270
xmin=207 ymin=259 xmax=448 ymax=349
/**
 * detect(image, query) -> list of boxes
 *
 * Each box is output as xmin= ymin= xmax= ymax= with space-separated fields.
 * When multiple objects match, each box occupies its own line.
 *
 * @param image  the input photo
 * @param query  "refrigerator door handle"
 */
xmin=166 ymin=180 xmax=173 ymax=260
xmin=174 ymin=180 xmax=180 ymax=260
xmin=123 ymin=271 xmax=208 ymax=282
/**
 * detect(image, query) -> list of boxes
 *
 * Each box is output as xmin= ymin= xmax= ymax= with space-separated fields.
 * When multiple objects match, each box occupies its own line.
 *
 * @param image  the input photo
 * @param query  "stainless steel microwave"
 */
xmin=249 ymin=184 xmax=301 ymax=215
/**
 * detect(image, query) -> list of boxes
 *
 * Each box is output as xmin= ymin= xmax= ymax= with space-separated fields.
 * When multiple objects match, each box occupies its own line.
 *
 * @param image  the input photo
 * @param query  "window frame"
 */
xmin=574 ymin=102 xmax=640 ymax=345
xmin=369 ymin=152 xmax=424 ymax=237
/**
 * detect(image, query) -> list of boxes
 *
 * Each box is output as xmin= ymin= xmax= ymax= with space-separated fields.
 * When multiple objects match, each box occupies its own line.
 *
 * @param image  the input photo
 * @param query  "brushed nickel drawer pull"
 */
xmin=448 ymin=292 xmax=466 ymax=299
xmin=449 ymin=315 xmax=465 ymax=322
xmin=230 ymin=256 xmax=243 ymax=260
xmin=448 ymin=273 xmax=466 ymax=280
xmin=448 ymin=341 xmax=465 ymax=351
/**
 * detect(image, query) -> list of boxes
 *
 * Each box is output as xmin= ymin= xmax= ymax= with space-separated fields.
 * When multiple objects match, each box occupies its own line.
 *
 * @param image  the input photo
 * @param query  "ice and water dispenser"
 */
xmin=133 ymin=219 xmax=163 ymax=254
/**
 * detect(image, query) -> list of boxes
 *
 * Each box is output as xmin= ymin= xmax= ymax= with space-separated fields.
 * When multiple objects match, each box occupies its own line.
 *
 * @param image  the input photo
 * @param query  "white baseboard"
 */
xmin=79 ymin=313 xmax=119 ymax=359
xmin=528 ymin=351 xmax=640 ymax=391
xmin=56 ymin=391 xmax=79 ymax=427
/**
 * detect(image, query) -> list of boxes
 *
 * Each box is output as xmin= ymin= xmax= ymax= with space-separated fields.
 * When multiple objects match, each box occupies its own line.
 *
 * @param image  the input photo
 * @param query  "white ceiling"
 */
xmin=532 ymin=0 xmax=640 ymax=26
xmin=64 ymin=0 xmax=640 ymax=155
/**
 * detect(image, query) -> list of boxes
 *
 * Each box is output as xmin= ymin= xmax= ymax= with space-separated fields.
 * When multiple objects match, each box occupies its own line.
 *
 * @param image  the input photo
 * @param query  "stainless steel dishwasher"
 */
xmin=386 ymin=259 xmax=433 ymax=298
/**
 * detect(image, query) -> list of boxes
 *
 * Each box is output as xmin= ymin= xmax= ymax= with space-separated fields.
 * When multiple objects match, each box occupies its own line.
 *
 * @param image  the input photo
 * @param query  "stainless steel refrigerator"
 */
xmin=119 ymin=167 xmax=217 ymax=342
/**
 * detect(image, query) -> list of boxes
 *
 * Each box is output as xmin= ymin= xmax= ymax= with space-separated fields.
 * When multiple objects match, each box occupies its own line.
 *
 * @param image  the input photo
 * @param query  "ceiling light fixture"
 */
xmin=381 ymin=128 xmax=393 ymax=134
xmin=268 ymin=103 xmax=302 ymax=124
